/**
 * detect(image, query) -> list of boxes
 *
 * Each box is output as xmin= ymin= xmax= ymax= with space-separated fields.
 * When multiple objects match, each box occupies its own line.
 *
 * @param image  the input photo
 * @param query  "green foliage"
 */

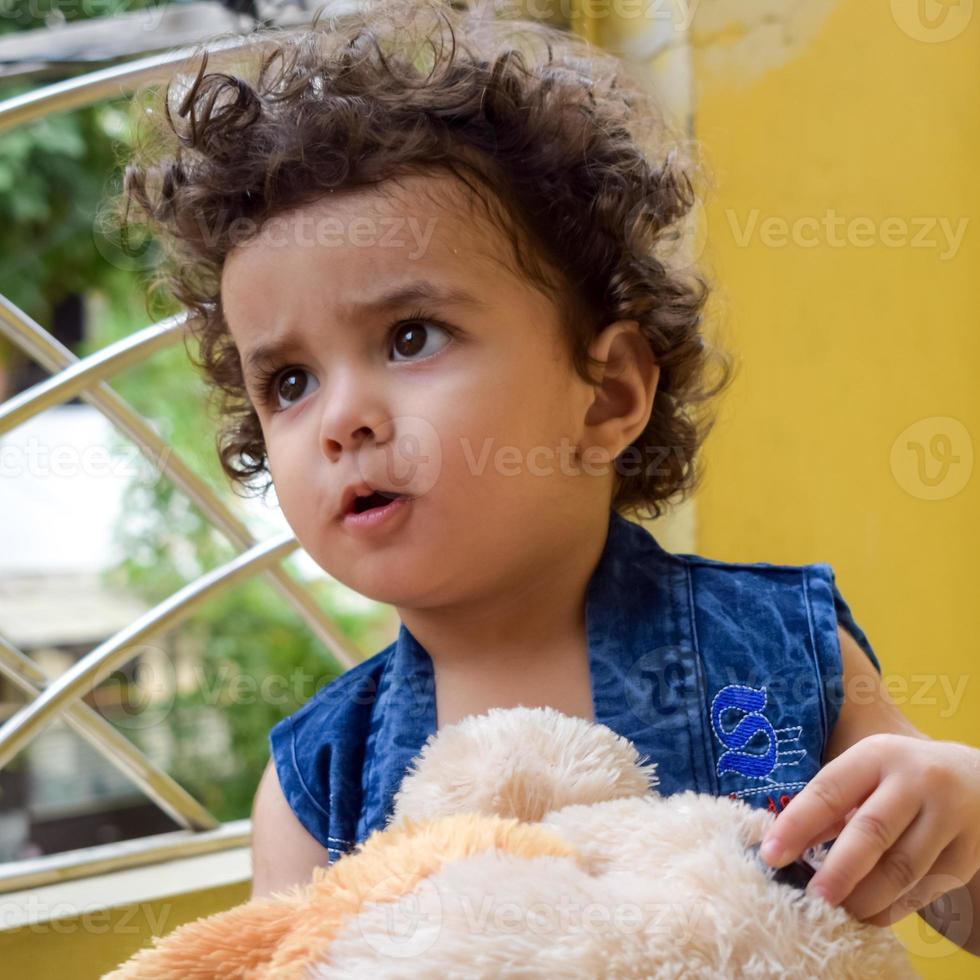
xmin=0 ymin=1 xmax=163 ymax=358
xmin=0 ymin=92 xmax=132 ymax=323
xmin=0 ymin=0 xmax=163 ymax=33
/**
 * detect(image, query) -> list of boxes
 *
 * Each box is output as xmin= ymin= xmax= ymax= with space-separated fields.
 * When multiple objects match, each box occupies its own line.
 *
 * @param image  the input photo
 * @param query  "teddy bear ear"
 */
xmin=391 ymin=705 xmax=659 ymax=825
xmin=103 ymin=891 xmax=306 ymax=979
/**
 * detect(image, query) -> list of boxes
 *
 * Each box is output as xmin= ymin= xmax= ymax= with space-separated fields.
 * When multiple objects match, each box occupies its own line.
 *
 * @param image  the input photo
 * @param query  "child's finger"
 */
xmin=759 ymin=739 xmax=884 ymax=868
xmin=803 ymin=820 xmax=845 ymax=851
xmin=801 ymin=806 xmax=860 ymax=851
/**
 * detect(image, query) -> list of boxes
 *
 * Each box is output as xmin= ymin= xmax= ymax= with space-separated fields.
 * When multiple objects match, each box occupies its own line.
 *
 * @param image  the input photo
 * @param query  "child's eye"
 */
xmin=265 ymin=367 xmax=319 ymax=411
xmin=389 ymin=319 xmax=454 ymax=362
xmin=254 ymin=312 xmax=455 ymax=413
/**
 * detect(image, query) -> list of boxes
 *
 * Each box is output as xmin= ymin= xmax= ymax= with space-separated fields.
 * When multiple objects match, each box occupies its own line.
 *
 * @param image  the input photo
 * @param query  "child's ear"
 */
xmin=580 ymin=320 xmax=660 ymax=465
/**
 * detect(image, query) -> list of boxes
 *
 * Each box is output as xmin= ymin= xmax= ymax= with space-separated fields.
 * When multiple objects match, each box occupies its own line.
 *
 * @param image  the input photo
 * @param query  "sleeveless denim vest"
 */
xmin=268 ymin=508 xmax=880 ymax=864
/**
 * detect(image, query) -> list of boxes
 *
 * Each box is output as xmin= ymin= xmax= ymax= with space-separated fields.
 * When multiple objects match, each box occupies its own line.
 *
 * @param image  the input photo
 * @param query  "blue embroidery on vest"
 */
xmin=710 ymin=684 xmax=805 ymax=780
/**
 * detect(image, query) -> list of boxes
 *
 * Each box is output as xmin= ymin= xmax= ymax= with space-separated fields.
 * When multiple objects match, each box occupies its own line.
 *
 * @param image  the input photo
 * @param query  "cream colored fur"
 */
xmin=105 ymin=705 xmax=918 ymax=979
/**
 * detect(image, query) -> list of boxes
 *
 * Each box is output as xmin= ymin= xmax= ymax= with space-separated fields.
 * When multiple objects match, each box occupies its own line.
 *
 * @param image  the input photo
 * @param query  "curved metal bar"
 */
xmin=0 ymin=0 xmax=377 ymax=132
xmin=0 ymin=1 xmax=360 ymax=132
xmin=0 ymin=296 xmax=360 ymax=671
xmin=0 ymin=316 xmax=186 ymax=435
xmin=0 ymin=818 xmax=251 ymax=894
xmin=0 ymin=533 xmax=298 ymax=770
xmin=0 ymin=636 xmax=218 ymax=832
xmin=0 ymin=34 xmax=256 ymax=134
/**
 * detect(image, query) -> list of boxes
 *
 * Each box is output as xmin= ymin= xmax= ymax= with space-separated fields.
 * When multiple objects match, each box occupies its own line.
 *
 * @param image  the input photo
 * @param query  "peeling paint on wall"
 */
xmin=687 ymin=0 xmax=840 ymax=85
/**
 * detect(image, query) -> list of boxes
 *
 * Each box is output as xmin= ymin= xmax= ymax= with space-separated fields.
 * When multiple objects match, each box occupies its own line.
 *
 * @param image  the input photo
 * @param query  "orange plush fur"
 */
xmin=104 ymin=814 xmax=575 ymax=979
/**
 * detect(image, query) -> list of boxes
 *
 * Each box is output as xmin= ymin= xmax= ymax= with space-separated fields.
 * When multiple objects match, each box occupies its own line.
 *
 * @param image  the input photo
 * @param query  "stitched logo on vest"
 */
xmin=710 ymin=684 xmax=806 ymax=780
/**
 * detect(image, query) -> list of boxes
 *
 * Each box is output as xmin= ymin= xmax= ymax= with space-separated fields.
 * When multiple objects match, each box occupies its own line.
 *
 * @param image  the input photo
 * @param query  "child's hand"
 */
xmin=759 ymin=733 xmax=980 ymax=926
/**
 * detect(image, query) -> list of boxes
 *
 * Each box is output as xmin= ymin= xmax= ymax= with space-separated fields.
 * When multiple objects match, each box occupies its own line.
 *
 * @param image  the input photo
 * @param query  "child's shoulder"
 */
xmin=664 ymin=544 xmax=835 ymax=578
xmin=623 ymin=516 xmax=880 ymax=674
xmin=620 ymin=512 xmax=833 ymax=577
xmin=282 ymin=639 xmax=396 ymax=727
xmin=267 ymin=639 xmax=398 ymax=859
xmin=643 ymin=529 xmax=850 ymax=617
xmin=670 ymin=549 xmax=857 ymax=622
xmin=660 ymin=540 xmax=829 ymax=613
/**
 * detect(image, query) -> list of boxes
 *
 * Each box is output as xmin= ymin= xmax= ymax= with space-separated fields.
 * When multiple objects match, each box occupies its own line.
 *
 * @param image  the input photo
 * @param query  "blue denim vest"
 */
xmin=268 ymin=508 xmax=880 ymax=863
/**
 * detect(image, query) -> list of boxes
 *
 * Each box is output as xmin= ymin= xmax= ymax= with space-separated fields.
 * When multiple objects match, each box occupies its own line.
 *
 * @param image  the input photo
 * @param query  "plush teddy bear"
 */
xmin=105 ymin=706 xmax=917 ymax=978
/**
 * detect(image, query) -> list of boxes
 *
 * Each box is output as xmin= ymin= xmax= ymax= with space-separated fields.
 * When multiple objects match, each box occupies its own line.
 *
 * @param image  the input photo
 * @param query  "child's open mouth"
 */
xmin=342 ymin=489 xmax=413 ymax=533
xmin=351 ymin=490 xmax=402 ymax=514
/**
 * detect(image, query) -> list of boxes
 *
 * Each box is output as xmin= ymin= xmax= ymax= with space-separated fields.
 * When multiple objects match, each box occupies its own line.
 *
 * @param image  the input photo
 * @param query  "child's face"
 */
xmin=221 ymin=172 xmax=608 ymax=608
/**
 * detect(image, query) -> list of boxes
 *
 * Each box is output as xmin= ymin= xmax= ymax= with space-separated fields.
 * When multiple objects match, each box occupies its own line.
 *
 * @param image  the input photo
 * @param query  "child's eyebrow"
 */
xmin=241 ymin=278 xmax=488 ymax=380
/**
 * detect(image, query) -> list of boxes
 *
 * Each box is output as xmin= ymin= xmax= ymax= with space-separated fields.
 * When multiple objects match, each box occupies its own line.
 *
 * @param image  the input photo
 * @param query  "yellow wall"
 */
xmin=583 ymin=0 xmax=978 ymax=975
xmin=0 ymin=881 xmax=250 ymax=979
xmin=691 ymin=5 xmax=979 ymax=746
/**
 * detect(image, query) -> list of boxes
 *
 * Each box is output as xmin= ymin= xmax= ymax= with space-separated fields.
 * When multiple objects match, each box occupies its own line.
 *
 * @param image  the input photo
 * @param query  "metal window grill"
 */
xmin=0 ymin=36 xmax=363 ymax=893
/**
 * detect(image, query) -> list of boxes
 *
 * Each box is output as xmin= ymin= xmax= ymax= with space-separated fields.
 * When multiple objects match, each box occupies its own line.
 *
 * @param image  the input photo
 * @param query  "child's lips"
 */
xmin=342 ymin=492 xmax=413 ymax=533
xmin=338 ymin=480 xmax=408 ymax=520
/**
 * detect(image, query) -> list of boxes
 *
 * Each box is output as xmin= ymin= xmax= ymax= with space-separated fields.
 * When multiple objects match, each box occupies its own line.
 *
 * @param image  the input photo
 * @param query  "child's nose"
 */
xmin=316 ymin=378 xmax=391 ymax=460
xmin=321 ymin=423 xmax=376 ymax=459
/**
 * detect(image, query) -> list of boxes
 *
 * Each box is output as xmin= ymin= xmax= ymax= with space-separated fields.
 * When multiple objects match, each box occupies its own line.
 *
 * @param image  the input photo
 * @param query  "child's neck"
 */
xmin=396 ymin=507 xmax=610 ymax=730
xmin=429 ymin=627 xmax=595 ymax=730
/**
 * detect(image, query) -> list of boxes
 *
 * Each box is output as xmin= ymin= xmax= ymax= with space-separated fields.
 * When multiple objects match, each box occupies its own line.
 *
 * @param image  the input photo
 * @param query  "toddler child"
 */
xmin=120 ymin=0 xmax=980 ymax=954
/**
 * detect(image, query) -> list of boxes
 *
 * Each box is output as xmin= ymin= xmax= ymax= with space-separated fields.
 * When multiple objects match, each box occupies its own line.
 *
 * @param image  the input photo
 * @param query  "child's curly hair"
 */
xmin=116 ymin=0 xmax=735 ymax=520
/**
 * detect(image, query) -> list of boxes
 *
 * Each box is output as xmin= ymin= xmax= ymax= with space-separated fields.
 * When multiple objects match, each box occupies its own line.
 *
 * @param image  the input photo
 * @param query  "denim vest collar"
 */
xmin=356 ymin=507 xmax=718 ymax=843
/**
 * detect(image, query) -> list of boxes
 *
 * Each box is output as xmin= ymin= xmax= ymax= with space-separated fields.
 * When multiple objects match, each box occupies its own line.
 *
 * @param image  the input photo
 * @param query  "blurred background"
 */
xmin=0 ymin=0 xmax=976 ymax=976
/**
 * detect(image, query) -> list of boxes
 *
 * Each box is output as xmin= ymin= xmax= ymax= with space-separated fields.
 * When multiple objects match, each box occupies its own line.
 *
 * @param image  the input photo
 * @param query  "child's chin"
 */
xmin=332 ymin=552 xmax=439 ymax=604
